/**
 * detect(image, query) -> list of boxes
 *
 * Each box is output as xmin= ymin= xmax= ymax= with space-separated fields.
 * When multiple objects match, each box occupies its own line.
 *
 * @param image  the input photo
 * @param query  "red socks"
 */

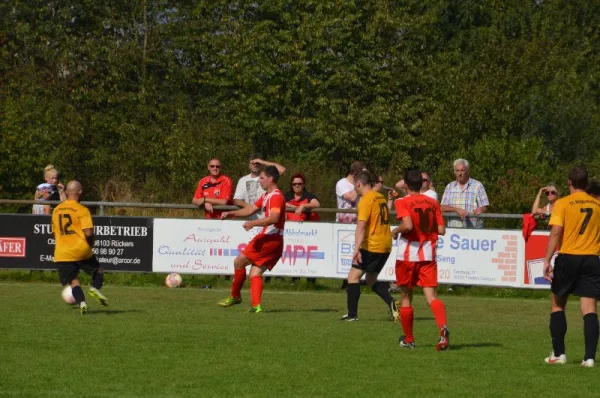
xmin=400 ymin=307 xmax=414 ymax=342
xmin=250 ymin=276 xmax=263 ymax=307
xmin=430 ymin=299 xmax=447 ymax=329
xmin=231 ymin=268 xmax=246 ymax=299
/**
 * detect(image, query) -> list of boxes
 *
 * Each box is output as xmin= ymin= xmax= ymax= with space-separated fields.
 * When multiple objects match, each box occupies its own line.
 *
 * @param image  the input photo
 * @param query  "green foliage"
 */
xmin=1 ymin=0 xmax=599 ymax=210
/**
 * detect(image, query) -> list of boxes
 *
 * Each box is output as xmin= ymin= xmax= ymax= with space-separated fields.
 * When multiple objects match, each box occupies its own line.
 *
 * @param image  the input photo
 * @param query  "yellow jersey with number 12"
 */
xmin=357 ymin=190 xmax=392 ymax=253
xmin=549 ymin=191 xmax=600 ymax=256
xmin=51 ymin=200 xmax=94 ymax=262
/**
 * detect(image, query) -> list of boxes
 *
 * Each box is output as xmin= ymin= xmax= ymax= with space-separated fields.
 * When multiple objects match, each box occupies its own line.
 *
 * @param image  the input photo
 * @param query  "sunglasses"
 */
xmin=376 ymin=180 xmax=384 ymax=184
xmin=292 ymin=182 xmax=304 ymax=187
xmin=209 ymin=165 xmax=221 ymax=169
xmin=422 ymin=178 xmax=429 ymax=182
xmin=545 ymin=191 xmax=557 ymax=196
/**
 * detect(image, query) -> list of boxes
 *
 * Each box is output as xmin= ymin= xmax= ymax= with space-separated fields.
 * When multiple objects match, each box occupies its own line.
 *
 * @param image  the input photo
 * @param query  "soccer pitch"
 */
xmin=0 ymin=283 xmax=597 ymax=397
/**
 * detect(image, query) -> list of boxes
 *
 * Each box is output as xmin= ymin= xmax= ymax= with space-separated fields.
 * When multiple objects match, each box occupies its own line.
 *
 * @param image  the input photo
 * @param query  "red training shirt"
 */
xmin=193 ymin=175 xmax=233 ymax=219
xmin=284 ymin=191 xmax=320 ymax=222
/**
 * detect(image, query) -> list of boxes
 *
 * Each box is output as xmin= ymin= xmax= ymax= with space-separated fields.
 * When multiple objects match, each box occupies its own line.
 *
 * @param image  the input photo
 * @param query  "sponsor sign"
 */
xmin=523 ymin=232 xmax=552 ymax=289
xmin=333 ymin=225 xmax=525 ymax=286
xmin=0 ymin=215 xmax=153 ymax=272
xmin=0 ymin=237 xmax=26 ymax=258
xmin=152 ymin=219 xmax=332 ymax=276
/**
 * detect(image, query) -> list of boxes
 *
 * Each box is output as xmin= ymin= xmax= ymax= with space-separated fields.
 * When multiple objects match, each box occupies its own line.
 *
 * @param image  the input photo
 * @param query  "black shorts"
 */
xmin=351 ymin=249 xmax=390 ymax=274
xmin=551 ymin=254 xmax=600 ymax=299
xmin=57 ymin=256 xmax=101 ymax=286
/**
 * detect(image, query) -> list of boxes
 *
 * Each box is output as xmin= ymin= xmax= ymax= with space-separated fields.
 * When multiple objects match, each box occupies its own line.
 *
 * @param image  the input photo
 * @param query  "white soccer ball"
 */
xmin=165 ymin=273 xmax=183 ymax=288
xmin=61 ymin=286 xmax=76 ymax=304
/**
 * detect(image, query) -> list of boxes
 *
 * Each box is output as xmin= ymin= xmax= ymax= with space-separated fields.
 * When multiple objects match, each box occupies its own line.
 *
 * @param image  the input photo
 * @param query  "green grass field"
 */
xmin=0 ymin=282 xmax=598 ymax=397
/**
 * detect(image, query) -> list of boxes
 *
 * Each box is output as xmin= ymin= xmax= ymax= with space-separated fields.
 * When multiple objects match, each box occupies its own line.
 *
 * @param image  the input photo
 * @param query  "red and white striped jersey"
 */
xmin=254 ymin=189 xmax=286 ymax=236
xmin=394 ymin=194 xmax=445 ymax=262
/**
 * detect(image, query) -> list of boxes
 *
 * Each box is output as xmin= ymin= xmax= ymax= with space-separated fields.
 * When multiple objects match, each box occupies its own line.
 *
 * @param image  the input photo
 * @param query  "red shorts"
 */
xmin=242 ymin=234 xmax=283 ymax=270
xmin=395 ymin=260 xmax=438 ymax=288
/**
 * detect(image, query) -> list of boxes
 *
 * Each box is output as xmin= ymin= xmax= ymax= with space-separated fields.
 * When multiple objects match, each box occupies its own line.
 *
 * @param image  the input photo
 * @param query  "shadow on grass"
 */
xmin=447 ymin=342 xmax=502 ymax=350
xmin=89 ymin=309 xmax=146 ymax=315
xmin=265 ymin=308 xmax=339 ymax=313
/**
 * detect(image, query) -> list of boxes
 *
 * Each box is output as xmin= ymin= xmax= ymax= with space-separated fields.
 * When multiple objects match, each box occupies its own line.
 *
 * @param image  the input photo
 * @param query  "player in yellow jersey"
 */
xmin=341 ymin=171 xmax=397 ymax=321
xmin=543 ymin=167 xmax=600 ymax=367
xmin=52 ymin=181 xmax=108 ymax=314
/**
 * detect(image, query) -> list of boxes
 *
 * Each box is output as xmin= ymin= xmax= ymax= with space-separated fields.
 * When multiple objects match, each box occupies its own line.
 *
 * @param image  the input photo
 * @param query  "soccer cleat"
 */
xmin=399 ymin=336 xmax=416 ymax=349
xmin=340 ymin=314 xmax=359 ymax=322
xmin=80 ymin=301 xmax=88 ymax=315
xmin=89 ymin=287 xmax=108 ymax=307
xmin=544 ymin=352 xmax=567 ymax=364
xmin=581 ymin=359 xmax=595 ymax=368
xmin=436 ymin=326 xmax=450 ymax=351
xmin=389 ymin=300 xmax=400 ymax=322
xmin=217 ymin=296 xmax=242 ymax=307
xmin=248 ymin=304 xmax=263 ymax=313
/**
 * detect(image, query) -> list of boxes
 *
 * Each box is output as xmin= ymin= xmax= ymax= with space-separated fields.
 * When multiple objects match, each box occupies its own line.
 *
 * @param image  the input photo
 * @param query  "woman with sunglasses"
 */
xmin=285 ymin=173 xmax=320 ymax=222
xmin=531 ymin=184 xmax=560 ymax=219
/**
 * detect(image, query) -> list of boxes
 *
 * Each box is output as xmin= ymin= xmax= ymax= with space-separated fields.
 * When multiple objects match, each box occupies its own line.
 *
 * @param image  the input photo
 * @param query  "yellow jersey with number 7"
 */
xmin=549 ymin=191 xmax=600 ymax=256
xmin=51 ymin=200 xmax=94 ymax=262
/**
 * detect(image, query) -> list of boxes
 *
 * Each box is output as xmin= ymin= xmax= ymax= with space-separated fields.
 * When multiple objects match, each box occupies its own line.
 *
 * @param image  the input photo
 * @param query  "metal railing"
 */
xmin=0 ymin=199 xmax=523 ymax=219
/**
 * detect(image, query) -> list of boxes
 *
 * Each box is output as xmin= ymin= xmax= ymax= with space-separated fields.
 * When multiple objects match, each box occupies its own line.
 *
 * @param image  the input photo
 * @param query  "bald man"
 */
xmin=52 ymin=181 xmax=108 ymax=314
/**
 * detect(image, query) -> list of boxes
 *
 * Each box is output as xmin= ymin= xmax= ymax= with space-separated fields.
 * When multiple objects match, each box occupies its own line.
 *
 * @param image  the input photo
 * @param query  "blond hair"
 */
xmin=44 ymin=164 xmax=57 ymax=178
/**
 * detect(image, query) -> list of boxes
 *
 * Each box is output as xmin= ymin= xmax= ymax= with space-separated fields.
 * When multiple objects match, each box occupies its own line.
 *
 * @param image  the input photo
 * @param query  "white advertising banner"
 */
xmin=153 ymin=219 xmax=526 ymax=288
xmin=152 ymin=219 xmax=333 ymax=277
xmin=332 ymin=225 xmax=525 ymax=287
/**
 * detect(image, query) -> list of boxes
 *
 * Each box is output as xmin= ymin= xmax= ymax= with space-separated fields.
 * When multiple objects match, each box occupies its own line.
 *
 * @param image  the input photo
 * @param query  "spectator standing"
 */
xmin=440 ymin=159 xmax=489 ymax=228
xmin=285 ymin=173 xmax=320 ymax=285
xmin=395 ymin=179 xmax=409 ymax=196
xmin=335 ymin=160 xmax=364 ymax=223
xmin=421 ymin=171 xmax=438 ymax=201
xmin=192 ymin=159 xmax=233 ymax=219
xmin=33 ymin=165 xmax=66 ymax=214
xmin=531 ymin=184 xmax=560 ymax=220
xmin=375 ymin=175 xmax=397 ymax=210
xmin=233 ymin=154 xmax=286 ymax=221
xmin=542 ymin=167 xmax=600 ymax=367
xmin=336 ymin=161 xmax=364 ymax=289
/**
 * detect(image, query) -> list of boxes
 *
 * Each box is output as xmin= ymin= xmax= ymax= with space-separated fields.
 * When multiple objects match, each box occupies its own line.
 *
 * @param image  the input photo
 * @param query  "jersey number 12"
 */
xmin=59 ymin=214 xmax=75 ymax=235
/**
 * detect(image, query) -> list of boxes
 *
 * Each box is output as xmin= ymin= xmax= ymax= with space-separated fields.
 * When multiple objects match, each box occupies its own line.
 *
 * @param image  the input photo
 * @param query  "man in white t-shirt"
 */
xmin=233 ymin=154 xmax=286 ymax=221
xmin=336 ymin=160 xmax=365 ymax=289
xmin=335 ymin=160 xmax=364 ymax=223
xmin=421 ymin=171 xmax=438 ymax=201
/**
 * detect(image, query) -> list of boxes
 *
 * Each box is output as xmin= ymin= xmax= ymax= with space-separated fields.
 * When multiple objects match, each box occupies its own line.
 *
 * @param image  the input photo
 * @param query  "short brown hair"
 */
xmin=348 ymin=161 xmax=365 ymax=176
xmin=568 ymin=167 xmax=588 ymax=190
xmin=354 ymin=170 xmax=373 ymax=186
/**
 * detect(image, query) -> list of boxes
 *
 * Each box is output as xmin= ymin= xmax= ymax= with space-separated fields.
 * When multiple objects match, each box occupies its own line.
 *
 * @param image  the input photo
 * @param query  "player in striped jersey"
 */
xmin=392 ymin=169 xmax=449 ymax=350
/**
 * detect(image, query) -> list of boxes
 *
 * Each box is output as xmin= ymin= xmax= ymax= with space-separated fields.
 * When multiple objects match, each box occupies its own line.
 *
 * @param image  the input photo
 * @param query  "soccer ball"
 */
xmin=165 ymin=273 xmax=183 ymax=288
xmin=61 ymin=286 xmax=76 ymax=304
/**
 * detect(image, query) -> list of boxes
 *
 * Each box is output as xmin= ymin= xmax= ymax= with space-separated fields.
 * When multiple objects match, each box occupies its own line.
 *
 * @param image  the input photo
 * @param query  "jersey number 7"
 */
xmin=579 ymin=208 xmax=593 ymax=235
